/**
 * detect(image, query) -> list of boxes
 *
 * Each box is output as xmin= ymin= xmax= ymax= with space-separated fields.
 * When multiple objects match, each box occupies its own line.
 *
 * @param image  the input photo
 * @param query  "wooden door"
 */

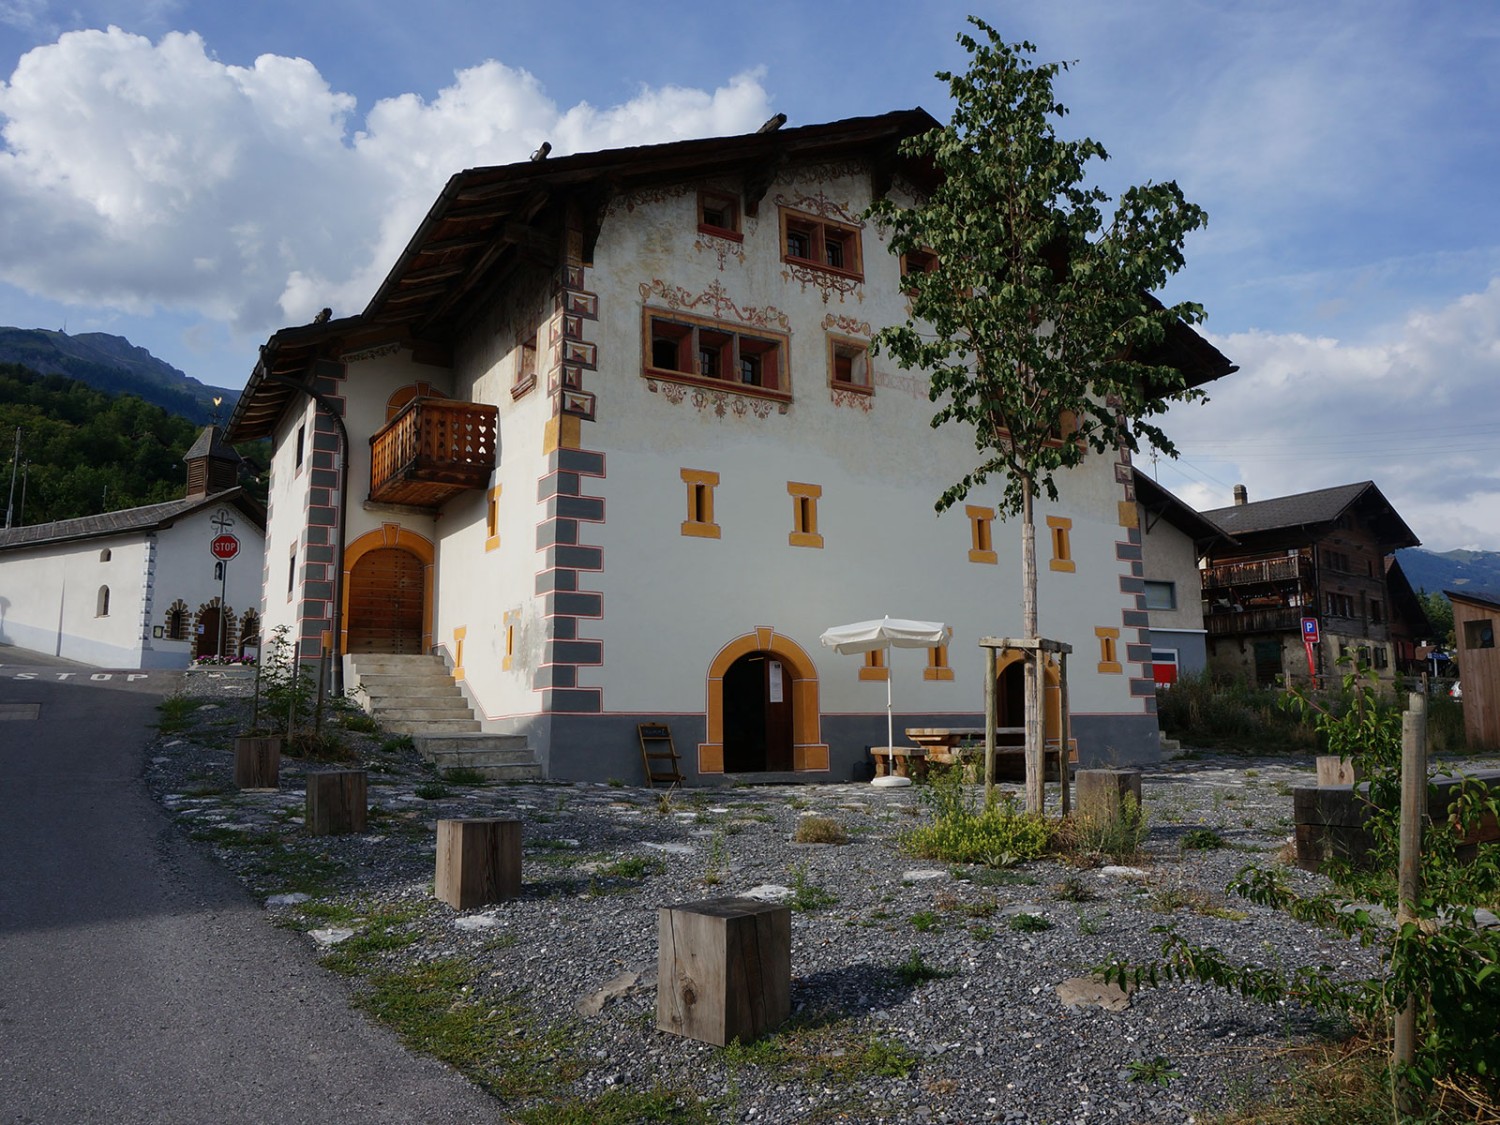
xmin=196 ymin=607 xmax=223 ymax=660
xmin=347 ymin=548 xmax=424 ymax=653
xmin=722 ymin=652 xmax=795 ymax=772
xmin=763 ymin=658 xmax=793 ymax=771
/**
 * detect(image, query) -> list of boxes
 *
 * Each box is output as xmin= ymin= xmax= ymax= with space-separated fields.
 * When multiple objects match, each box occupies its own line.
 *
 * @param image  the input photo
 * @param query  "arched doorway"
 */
xmin=342 ymin=524 xmax=434 ymax=656
xmin=723 ymin=651 xmax=794 ymax=772
xmin=194 ymin=602 xmax=232 ymax=661
xmin=347 ymin=548 xmax=425 ymax=653
xmin=995 ymin=653 xmax=1062 ymax=776
xmin=700 ymin=627 xmax=828 ymax=774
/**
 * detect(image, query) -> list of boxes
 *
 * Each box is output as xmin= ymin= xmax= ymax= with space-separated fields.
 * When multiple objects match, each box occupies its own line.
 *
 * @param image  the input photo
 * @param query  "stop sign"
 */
xmin=210 ymin=533 xmax=240 ymax=561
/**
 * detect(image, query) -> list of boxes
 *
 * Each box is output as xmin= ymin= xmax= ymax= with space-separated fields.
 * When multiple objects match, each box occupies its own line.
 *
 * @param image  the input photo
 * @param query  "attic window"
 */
xmin=780 ymin=207 xmax=863 ymax=279
xmin=698 ymin=190 xmax=742 ymax=239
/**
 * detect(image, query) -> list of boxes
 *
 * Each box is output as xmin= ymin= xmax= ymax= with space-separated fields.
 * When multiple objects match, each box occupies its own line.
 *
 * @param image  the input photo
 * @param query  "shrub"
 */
xmin=792 ymin=816 xmax=848 ymax=844
xmin=1155 ymin=671 xmax=1317 ymax=753
xmin=1061 ymin=793 xmax=1149 ymax=864
xmin=901 ymin=770 xmax=1050 ymax=866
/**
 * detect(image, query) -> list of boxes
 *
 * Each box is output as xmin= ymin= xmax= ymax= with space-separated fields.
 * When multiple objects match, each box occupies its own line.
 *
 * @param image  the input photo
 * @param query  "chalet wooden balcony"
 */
xmin=368 ymin=398 xmax=498 ymax=509
xmin=1204 ymin=606 xmax=1305 ymax=636
xmin=1202 ymin=553 xmax=1313 ymax=591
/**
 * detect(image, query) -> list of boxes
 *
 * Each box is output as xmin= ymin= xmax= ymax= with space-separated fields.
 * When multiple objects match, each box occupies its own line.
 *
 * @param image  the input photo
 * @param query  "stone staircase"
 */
xmin=350 ymin=654 xmax=542 ymax=782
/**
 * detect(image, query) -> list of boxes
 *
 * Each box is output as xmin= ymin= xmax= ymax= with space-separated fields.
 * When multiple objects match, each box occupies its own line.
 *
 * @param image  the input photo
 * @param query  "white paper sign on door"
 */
xmin=768 ymin=661 xmax=784 ymax=702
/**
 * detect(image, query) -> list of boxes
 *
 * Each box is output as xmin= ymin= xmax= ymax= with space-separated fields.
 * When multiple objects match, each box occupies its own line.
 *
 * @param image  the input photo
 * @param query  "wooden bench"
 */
xmin=870 ymin=746 xmax=927 ymax=780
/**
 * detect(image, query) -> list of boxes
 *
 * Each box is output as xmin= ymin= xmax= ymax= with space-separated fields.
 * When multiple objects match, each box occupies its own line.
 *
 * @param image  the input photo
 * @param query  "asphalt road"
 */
xmin=0 ymin=648 xmax=502 ymax=1124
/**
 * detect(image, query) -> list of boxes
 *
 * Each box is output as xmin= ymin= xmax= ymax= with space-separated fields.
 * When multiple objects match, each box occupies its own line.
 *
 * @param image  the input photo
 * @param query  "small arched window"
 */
xmin=99 ymin=548 xmax=112 ymax=562
xmin=165 ymin=602 xmax=190 ymax=641
xmin=96 ymin=586 xmax=110 ymax=617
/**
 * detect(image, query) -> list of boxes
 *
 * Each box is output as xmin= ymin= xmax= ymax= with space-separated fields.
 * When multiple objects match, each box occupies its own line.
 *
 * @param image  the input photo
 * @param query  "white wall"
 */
xmin=0 ymin=534 xmax=146 ymax=665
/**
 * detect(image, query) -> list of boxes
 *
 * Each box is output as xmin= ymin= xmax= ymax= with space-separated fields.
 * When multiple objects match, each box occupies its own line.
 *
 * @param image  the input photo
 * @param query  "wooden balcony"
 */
xmin=369 ymin=398 xmax=497 ymax=509
xmin=1205 ymin=605 xmax=1305 ymax=636
xmin=1202 ymin=553 xmax=1312 ymax=590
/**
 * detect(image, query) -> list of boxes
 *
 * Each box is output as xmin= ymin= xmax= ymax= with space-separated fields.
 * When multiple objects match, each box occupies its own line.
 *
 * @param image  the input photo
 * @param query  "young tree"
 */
xmin=870 ymin=19 xmax=1213 ymax=811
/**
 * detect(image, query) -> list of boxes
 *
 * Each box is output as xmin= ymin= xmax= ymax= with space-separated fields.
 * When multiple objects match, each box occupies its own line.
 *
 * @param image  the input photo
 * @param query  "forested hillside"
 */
xmin=0 ymin=363 xmax=263 ymax=526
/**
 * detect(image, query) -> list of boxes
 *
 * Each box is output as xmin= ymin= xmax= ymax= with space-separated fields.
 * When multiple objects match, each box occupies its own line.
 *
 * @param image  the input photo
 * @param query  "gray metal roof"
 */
xmin=0 ymin=489 xmax=262 ymax=553
xmin=1201 ymin=481 xmax=1418 ymax=549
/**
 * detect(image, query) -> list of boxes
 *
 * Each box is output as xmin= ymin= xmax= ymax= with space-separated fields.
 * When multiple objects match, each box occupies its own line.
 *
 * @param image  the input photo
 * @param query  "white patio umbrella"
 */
xmin=820 ymin=616 xmax=949 ymax=787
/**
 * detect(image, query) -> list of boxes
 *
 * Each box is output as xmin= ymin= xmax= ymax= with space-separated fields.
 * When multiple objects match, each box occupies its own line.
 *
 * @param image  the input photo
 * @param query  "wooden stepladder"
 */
xmin=638 ymin=722 xmax=685 ymax=788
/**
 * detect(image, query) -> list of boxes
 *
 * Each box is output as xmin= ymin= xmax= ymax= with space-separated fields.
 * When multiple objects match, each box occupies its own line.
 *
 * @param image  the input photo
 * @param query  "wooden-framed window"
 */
xmin=512 ymin=334 xmax=538 ymax=400
xmin=828 ymin=337 xmax=871 ymax=392
xmin=646 ymin=312 xmax=789 ymax=399
xmin=697 ymin=190 xmax=742 ymax=239
xmin=485 ymin=485 xmax=501 ymax=552
xmin=859 ymin=648 xmax=888 ymax=681
xmin=900 ymin=248 xmax=937 ymax=293
xmin=925 ymin=629 xmax=954 ymax=681
xmin=1143 ymin=580 xmax=1176 ymax=610
xmin=788 ymin=482 xmax=823 ymax=549
xmin=1464 ymin=618 xmax=1495 ymax=650
xmin=780 ymin=207 xmax=863 ymax=279
xmin=1047 ymin=516 xmax=1075 ymax=573
xmin=1369 ymin=598 xmax=1383 ymax=625
xmin=1096 ymin=626 xmax=1121 ymax=674
xmin=502 ymin=610 xmax=519 ymax=671
xmin=967 ymin=505 xmax=997 ymax=565
xmin=681 ymin=468 xmax=721 ymax=539
xmin=1326 ymin=592 xmax=1355 ymax=618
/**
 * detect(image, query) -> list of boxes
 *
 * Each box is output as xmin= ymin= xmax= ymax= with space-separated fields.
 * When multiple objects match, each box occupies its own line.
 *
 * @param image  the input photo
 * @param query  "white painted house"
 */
xmin=0 ymin=427 xmax=266 ymax=668
xmin=228 ymin=111 xmax=1233 ymax=783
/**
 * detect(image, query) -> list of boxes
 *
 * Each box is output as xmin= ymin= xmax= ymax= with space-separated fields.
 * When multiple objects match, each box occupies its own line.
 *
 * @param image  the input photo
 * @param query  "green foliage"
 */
xmin=1420 ymin=591 xmax=1455 ymax=649
xmin=902 ymin=769 xmax=1051 ymax=865
xmin=1110 ymin=659 xmax=1500 ymax=1103
xmin=1156 ymin=671 xmax=1318 ymax=752
xmin=413 ymin=782 xmax=452 ymax=800
xmin=1066 ymin=793 xmax=1149 ymax=864
xmin=0 ymin=361 xmax=263 ymax=523
xmin=1182 ymin=828 xmax=1227 ymax=851
xmin=255 ymin=625 xmax=316 ymax=735
xmin=894 ymin=949 xmax=956 ymax=987
xmin=1007 ymin=912 xmax=1052 ymax=933
xmin=442 ymin=767 xmax=489 ymax=786
xmin=1053 ymin=873 xmax=1097 ymax=902
xmin=788 ymin=863 xmax=838 ymax=912
xmin=1126 ymin=1056 xmax=1180 ymax=1087
xmin=909 ymin=910 xmax=941 ymax=932
xmin=791 ymin=815 xmax=849 ymax=844
xmin=512 ymin=1088 xmax=710 ymax=1125
xmin=867 ymin=20 xmax=1209 ymax=522
xmin=156 ymin=693 xmax=203 ymax=733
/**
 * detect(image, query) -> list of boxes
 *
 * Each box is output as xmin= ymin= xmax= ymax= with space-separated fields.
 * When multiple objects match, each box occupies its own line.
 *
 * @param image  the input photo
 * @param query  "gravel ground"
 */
xmin=148 ymin=672 xmax=1483 ymax=1125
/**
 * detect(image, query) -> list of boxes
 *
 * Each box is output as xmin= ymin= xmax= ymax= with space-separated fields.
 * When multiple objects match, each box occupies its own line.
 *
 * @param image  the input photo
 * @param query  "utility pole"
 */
xmin=19 ymin=461 xmax=28 ymax=526
xmin=4 ymin=427 xmax=20 ymax=529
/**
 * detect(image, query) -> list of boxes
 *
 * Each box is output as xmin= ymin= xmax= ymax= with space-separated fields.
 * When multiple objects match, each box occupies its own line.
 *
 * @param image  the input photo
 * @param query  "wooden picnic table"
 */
xmin=904 ymin=727 xmax=1069 ymax=778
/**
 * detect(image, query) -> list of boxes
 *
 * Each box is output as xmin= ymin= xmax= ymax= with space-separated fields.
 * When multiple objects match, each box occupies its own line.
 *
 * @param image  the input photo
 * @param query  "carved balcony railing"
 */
xmin=1204 ymin=605 xmax=1306 ymax=636
xmin=1201 ymin=552 xmax=1313 ymax=591
xmin=369 ymin=398 xmax=498 ymax=509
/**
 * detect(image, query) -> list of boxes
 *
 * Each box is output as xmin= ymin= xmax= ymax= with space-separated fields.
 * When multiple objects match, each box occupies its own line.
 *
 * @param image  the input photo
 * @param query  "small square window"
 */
xmin=830 ymin=340 xmax=869 ymax=388
xmin=1464 ymin=618 xmax=1495 ymax=650
xmin=698 ymin=190 xmax=741 ymax=238
xmin=1143 ymin=581 xmax=1176 ymax=611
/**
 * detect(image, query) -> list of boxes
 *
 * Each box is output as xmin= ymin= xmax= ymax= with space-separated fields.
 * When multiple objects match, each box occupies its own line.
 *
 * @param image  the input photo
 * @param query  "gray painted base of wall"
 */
xmin=484 ymin=710 xmax=1162 ymax=786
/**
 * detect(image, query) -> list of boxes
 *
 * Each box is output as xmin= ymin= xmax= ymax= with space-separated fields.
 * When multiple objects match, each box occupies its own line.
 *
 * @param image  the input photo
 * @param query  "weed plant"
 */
xmin=791 ymin=816 xmax=849 ymax=844
xmin=901 ymin=768 xmax=1051 ymax=866
xmin=1059 ymin=794 xmax=1149 ymax=864
xmin=1155 ymin=671 xmax=1317 ymax=753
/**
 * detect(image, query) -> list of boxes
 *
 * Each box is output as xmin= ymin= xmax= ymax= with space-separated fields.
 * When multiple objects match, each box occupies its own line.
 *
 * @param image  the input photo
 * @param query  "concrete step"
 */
xmin=415 ymin=733 xmax=530 ymax=754
xmin=427 ymin=747 xmax=538 ymax=769
xmin=358 ymin=671 xmax=458 ymax=690
xmin=384 ymin=717 xmax=483 ymax=735
xmin=436 ymin=762 xmax=544 ymax=782
xmin=378 ymin=703 xmax=477 ymax=721
xmin=352 ymin=654 xmax=447 ymax=671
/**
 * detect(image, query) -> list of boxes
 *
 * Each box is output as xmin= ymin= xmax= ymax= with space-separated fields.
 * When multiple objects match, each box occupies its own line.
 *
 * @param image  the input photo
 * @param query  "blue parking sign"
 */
xmin=1301 ymin=617 xmax=1319 ymax=642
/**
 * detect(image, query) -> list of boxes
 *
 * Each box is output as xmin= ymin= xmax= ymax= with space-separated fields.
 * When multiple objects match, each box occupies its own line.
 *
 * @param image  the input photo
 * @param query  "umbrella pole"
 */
xmin=876 ymin=642 xmax=888 ymax=759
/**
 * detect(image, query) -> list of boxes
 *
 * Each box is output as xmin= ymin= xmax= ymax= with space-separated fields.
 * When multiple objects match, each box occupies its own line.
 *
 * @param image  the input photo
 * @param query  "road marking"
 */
xmin=6 ymin=673 xmax=150 ymax=682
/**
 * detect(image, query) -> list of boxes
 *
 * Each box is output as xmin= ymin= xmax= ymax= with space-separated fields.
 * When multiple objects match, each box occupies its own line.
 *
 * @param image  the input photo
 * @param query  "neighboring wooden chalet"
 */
xmin=1134 ymin=470 xmax=1232 ymax=686
xmin=0 ymin=426 xmax=265 ymax=667
xmin=1384 ymin=556 xmax=1434 ymax=676
xmin=1200 ymin=481 xmax=1420 ymax=686
xmin=1449 ymin=589 xmax=1500 ymax=749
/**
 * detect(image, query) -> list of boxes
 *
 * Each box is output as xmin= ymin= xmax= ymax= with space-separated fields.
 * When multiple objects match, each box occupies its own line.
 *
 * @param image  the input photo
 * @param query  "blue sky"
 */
xmin=1 ymin=1 xmax=1498 ymax=551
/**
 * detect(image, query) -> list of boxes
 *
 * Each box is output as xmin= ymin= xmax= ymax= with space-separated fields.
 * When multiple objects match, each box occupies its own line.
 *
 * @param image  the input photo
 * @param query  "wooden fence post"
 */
xmin=657 ymin=898 xmax=790 ymax=1046
xmin=233 ymin=735 xmax=281 ymax=789
xmin=305 ymin=770 xmax=367 ymax=836
xmin=1393 ymin=692 xmax=1426 ymax=1113
xmin=434 ymin=818 xmax=521 ymax=909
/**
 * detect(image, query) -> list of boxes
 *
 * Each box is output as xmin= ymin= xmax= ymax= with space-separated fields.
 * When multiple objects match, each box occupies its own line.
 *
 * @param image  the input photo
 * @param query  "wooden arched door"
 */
xmin=347 ymin=547 xmax=425 ymax=653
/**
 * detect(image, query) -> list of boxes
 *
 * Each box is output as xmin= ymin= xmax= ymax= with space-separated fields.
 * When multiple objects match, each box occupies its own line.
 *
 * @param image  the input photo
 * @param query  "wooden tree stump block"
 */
xmin=657 ymin=898 xmax=791 ymax=1047
xmin=233 ymin=735 xmax=281 ymax=789
xmin=1076 ymin=769 xmax=1142 ymax=824
xmin=305 ymin=770 xmax=367 ymax=836
xmin=1315 ymin=756 xmax=1363 ymax=786
xmin=435 ymin=818 xmax=521 ymax=909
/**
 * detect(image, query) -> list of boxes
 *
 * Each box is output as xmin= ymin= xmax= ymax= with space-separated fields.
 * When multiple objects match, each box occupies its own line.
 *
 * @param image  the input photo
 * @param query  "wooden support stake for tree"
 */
xmin=983 ymin=644 xmax=997 ymax=804
xmin=1393 ymin=692 xmax=1426 ymax=1114
xmin=233 ymin=735 xmax=281 ymax=789
xmin=434 ymin=818 xmax=521 ymax=909
xmin=1028 ymin=650 xmax=1046 ymax=813
xmin=305 ymin=770 xmax=367 ymax=836
xmin=1058 ymin=650 xmax=1071 ymax=818
xmin=657 ymin=898 xmax=791 ymax=1047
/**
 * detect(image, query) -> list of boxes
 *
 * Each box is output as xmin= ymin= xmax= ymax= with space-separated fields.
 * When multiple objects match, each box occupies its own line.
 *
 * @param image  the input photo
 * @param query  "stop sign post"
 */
xmin=211 ymin=534 xmax=240 ymax=561
xmin=209 ymin=533 xmax=240 ymax=659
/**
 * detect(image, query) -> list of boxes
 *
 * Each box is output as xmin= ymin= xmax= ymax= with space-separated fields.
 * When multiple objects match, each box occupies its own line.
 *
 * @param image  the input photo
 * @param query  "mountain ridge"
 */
xmin=0 ymin=327 xmax=238 ymax=423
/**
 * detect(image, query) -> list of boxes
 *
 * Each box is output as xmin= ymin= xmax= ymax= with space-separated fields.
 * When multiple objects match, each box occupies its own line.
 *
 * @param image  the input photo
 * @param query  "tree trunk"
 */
xmin=1021 ymin=477 xmax=1043 ymax=813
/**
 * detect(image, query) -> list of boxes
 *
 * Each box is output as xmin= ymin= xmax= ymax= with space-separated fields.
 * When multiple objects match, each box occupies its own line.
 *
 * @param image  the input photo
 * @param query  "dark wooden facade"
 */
xmin=1200 ymin=482 xmax=1422 ymax=686
xmin=1450 ymin=590 xmax=1500 ymax=750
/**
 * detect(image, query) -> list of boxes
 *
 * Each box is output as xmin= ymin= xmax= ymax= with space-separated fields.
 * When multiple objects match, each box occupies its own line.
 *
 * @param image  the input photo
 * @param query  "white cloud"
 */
xmin=0 ymin=27 xmax=772 ymax=333
xmin=1157 ymin=279 xmax=1500 ymax=552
